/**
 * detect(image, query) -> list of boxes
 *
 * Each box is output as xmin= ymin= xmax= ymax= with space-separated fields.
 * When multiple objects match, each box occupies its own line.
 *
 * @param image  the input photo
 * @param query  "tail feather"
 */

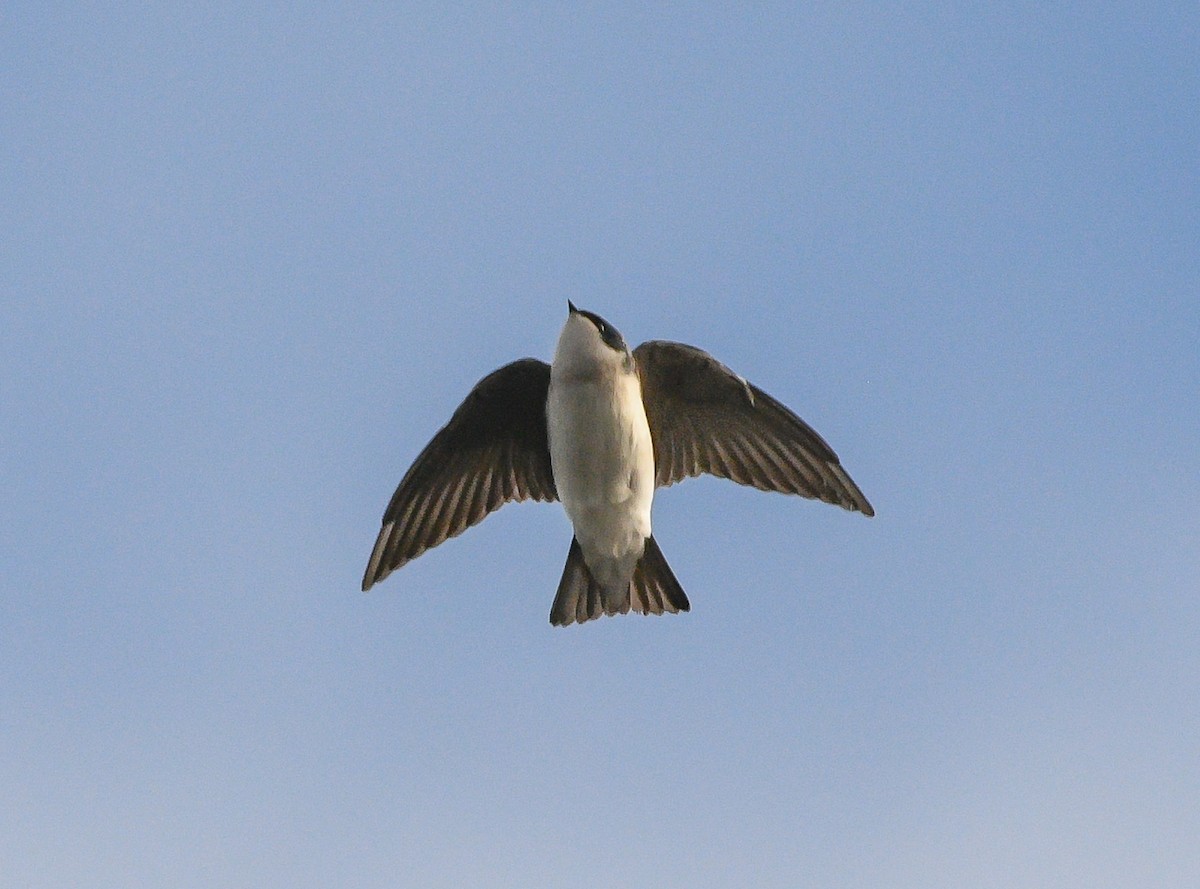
xmin=549 ymin=537 xmax=609 ymax=626
xmin=549 ymin=535 xmax=689 ymax=627
xmin=631 ymin=535 xmax=689 ymax=617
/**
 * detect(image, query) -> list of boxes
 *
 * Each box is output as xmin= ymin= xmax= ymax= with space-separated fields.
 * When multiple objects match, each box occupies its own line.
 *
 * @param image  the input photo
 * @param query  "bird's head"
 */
xmin=553 ymin=301 xmax=631 ymax=378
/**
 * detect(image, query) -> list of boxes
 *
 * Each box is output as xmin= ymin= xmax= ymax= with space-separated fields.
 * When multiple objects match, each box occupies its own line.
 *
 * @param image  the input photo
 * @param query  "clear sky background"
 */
xmin=3 ymin=4 xmax=1197 ymax=887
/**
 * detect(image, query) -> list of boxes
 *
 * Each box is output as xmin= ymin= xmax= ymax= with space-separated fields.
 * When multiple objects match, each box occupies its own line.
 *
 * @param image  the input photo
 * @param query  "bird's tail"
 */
xmin=549 ymin=535 xmax=690 ymax=626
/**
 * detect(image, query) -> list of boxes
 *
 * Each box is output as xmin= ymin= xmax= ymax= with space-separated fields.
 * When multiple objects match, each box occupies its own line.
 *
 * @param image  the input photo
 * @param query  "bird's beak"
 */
xmin=567 ymin=300 xmax=578 ymax=315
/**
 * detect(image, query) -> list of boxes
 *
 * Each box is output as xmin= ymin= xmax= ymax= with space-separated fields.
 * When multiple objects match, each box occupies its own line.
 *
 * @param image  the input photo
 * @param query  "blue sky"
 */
xmin=3 ymin=4 xmax=1197 ymax=887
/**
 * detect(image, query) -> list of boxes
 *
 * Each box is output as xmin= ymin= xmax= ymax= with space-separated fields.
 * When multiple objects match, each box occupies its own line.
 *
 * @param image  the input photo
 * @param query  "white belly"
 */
xmin=547 ymin=371 xmax=655 ymax=588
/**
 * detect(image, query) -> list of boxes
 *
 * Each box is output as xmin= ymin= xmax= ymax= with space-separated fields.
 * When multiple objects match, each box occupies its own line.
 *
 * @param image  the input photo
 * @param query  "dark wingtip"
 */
xmin=826 ymin=462 xmax=875 ymax=517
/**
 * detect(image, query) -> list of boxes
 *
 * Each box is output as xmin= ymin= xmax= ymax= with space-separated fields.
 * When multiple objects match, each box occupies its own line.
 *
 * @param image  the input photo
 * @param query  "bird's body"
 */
xmin=547 ymin=309 xmax=655 ymax=602
xmin=362 ymin=303 xmax=874 ymax=626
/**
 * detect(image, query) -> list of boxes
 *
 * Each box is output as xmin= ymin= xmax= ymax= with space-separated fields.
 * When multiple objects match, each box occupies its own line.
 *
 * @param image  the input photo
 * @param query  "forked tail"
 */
xmin=549 ymin=535 xmax=690 ymax=626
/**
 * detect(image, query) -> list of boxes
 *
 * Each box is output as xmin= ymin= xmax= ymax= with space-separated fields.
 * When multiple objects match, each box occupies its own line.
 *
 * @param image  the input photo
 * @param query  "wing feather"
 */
xmin=362 ymin=359 xmax=557 ymax=590
xmin=634 ymin=341 xmax=873 ymax=516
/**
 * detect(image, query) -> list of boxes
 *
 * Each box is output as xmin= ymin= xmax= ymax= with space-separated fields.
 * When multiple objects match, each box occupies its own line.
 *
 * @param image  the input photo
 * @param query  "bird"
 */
xmin=362 ymin=302 xmax=874 ymax=626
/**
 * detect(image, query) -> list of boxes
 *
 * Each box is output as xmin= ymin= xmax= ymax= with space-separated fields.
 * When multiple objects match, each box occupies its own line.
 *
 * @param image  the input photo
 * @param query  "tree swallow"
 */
xmin=362 ymin=303 xmax=874 ymax=626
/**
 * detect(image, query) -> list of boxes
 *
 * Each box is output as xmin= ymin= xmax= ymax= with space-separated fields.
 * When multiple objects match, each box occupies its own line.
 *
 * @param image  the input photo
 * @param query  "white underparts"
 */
xmin=548 ymin=319 xmax=655 ymax=592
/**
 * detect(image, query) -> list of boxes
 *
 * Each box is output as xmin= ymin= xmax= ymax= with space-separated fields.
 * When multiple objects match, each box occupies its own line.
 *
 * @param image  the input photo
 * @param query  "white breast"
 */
xmin=547 ymin=368 xmax=655 ymax=584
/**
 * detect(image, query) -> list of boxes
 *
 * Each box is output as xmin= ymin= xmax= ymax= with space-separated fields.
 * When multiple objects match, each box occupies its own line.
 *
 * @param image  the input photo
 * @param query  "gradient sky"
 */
xmin=4 ymin=4 xmax=1197 ymax=887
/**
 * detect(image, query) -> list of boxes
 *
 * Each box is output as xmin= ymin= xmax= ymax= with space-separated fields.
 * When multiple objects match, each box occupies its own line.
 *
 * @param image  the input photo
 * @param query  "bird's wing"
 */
xmin=362 ymin=358 xmax=557 ymax=590
xmin=633 ymin=341 xmax=874 ymax=516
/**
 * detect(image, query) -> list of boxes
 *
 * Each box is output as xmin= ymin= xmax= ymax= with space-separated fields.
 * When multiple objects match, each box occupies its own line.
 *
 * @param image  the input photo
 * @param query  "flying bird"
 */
xmin=363 ymin=303 xmax=874 ymax=625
